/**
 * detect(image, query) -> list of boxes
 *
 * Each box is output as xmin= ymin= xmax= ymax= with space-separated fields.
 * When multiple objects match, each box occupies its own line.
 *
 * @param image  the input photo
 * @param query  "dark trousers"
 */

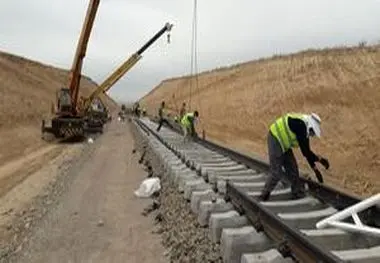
xmin=261 ymin=131 xmax=305 ymax=200
xmin=156 ymin=118 xmax=173 ymax=132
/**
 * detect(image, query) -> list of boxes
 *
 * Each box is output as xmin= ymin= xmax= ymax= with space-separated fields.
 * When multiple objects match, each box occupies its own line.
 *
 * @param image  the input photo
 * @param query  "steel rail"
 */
xmin=147 ymin=117 xmax=380 ymax=227
xmin=225 ymin=182 xmax=344 ymax=262
xmin=134 ymin=118 xmax=341 ymax=262
xmin=134 ymin=116 xmax=380 ymax=262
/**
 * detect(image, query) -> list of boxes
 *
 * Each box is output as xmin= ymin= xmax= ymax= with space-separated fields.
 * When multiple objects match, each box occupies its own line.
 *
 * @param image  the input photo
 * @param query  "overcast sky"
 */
xmin=0 ymin=0 xmax=379 ymax=102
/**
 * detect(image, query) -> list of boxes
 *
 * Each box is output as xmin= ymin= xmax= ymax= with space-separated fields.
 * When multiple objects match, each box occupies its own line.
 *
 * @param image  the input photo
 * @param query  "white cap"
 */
xmin=305 ymin=113 xmax=321 ymax=137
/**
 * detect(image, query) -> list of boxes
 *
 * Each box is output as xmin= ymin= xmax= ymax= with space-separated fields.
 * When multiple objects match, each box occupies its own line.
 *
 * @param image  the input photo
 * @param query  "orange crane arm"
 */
xmin=67 ymin=0 xmax=100 ymax=114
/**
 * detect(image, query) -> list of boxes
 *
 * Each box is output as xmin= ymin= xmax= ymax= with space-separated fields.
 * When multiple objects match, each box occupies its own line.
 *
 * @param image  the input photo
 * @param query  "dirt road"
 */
xmin=7 ymin=121 xmax=166 ymax=263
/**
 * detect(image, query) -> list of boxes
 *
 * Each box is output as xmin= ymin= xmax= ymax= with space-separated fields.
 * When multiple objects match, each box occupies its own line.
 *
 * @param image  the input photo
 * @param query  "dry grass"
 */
xmin=140 ymin=45 xmax=380 ymax=197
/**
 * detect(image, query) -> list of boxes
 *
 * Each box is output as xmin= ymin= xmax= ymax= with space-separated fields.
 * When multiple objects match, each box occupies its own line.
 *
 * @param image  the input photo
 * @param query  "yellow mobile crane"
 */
xmin=81 ymin=22 xmax=173 ymax=132
xmin=42 ymin=0 xmax=100 ymax=139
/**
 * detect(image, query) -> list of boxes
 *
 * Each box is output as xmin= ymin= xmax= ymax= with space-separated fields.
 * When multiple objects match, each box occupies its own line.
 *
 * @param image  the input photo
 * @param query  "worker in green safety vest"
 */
xmin=179 ymin=102 xmax=186 ymax=121
xmin=259 ymin=112 xmax=330 ymax=201
xmin=180 ymin=110 xmax=199 ymax=142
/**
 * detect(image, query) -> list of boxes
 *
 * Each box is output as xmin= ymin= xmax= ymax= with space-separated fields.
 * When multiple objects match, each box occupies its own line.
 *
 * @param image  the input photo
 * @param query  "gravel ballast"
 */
xmin=131 ymin=120 xmax=222 ymax=263
xmin=0 ymin=137 xmax=99 ymax=263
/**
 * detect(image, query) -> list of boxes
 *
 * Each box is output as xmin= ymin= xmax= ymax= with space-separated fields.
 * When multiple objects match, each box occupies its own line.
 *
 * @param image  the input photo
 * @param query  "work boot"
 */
xmin=290 ymin=191 xmax=306 ymax=200
xmin=290 ymin=182 xmax=306 ymax=200
xmin=258 ymin=191 xmax=270 ymax=202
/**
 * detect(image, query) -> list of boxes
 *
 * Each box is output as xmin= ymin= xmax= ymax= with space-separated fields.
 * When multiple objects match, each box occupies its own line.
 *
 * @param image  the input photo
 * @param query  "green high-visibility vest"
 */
xmin=269 ymin=113 xmax=306 ymax=152
xmin=181 ymin=112 xmax=194 ymax=127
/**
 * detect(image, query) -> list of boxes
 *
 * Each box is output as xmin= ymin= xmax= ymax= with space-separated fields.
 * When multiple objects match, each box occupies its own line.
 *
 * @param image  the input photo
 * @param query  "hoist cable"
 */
xmin=189 ymin=0 xmax=199 ymax=111
xmin=193 ymin=0 xmax=199 ymax=98
xmin=193 ymin=0 xmax=203 ymax=130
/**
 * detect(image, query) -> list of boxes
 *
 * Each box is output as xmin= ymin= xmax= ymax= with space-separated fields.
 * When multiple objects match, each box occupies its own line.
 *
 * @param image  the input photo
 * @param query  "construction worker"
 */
xmin=179 ymin=102 xmax=186 ymax=120
xmin=156 ymin=101 xmax=173 ymax=132
xmin=173 ymin=102 xmax=186 ymax=123
xmin=133 ymin=102 xmax=141 ymax=117
xmin=180 ymin=110 xmax=199 ymax=141
xmin=259 ymin=113 xmax=330 ymax=201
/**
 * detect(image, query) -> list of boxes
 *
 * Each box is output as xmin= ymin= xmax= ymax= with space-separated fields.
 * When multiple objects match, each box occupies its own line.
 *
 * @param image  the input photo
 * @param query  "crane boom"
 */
xmin=67 ymin=0 xmax=100 ymax=114
xmin=82 ymin=22 xmax=173 ymax=112
xmin=42 ymin=0 xmax=101 ymax=140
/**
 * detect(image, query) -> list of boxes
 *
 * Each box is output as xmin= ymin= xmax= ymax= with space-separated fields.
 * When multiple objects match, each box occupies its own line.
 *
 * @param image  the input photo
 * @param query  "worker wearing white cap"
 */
xmin=259 ymin=112 xmax=330 ymax=201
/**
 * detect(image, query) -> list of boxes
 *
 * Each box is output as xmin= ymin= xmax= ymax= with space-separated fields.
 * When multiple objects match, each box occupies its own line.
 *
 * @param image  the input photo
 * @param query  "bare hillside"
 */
xmin=140 ymin=45 xmax=380 ymax=197
xmin=0 ymin=51 xmax=118 ymax=165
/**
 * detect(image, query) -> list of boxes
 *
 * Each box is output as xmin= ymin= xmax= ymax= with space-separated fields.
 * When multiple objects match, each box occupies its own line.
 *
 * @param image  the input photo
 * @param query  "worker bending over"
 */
xmin=259 ymin=113 xmax=330 ymax=201
xmin=156 ymin=101 xmax=173 ymax=132
xmin=181 ymin=111 xmax=199 ymax=142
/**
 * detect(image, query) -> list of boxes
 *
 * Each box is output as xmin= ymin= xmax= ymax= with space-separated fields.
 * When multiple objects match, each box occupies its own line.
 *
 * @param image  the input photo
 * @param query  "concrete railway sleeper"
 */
xmin=131 ymin=117 xmax=380 ymax=263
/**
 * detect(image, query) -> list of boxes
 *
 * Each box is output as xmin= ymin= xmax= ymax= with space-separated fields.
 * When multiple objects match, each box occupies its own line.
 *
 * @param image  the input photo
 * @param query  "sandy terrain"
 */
xmin=0 ymin=51 xmax=132 ymax=260
xmin=0 ymin=51 xmax=117 ymax=129
xmin=0 ymin=50 xmax=119 ymax=196
xmin=1 ymin=121 xmax=166 ymax=262
xmin=0 ymin=50 xmax=118 ymax=163
xmin=0 ymin=143 xmax=75 ymax=256
xmin=140 ymin=45 xmax=380 ymax=197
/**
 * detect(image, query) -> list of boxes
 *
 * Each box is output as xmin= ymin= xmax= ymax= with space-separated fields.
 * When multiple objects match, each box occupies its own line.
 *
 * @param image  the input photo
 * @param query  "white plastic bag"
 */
xmin=134 ymin=177 xmax=161 ymax=198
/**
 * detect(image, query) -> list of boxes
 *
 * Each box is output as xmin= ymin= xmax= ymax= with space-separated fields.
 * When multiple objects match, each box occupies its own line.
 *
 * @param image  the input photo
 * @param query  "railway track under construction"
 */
xmin=132 ymin=116 xmax=380 ymax=263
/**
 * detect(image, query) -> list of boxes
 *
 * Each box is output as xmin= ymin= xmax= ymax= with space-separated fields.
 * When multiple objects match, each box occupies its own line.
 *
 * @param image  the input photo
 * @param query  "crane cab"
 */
xmin=56 ymin=88 xmax=74 ymax=116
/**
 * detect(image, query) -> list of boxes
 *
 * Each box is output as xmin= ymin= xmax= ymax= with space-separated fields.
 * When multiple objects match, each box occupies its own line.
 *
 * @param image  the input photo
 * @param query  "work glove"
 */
xmin=319 ymin=157 xmax=330 ymax=170
xmin=313 ymin=168 xmax=324 ymax=183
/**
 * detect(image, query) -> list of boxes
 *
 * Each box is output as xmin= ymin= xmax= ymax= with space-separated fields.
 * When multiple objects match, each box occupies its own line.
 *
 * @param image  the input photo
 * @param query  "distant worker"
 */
xmin=180 ymin=110 xmax=199 ymax=142
xmin=179 ymin=102 xmax=186 ymax=120
xmin=259 ymin=113 xmax=330 ymax=201
xmin=133 ymin=102 xmax=141 ymax=117
xmin=142 ymin=108 xmax=147 ymax=117
xmin=156 ymin=101 xmax=173 ymax=132
xmin=173 ymin=102 xmax=186 ymax=123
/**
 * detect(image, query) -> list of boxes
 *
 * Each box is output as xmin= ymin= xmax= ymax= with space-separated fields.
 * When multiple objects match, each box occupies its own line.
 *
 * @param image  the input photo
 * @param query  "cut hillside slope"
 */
xmin=0 ymin=50 xmax=118 ymax=165
xmin=140 ymin=45 xmax=380 ymax=197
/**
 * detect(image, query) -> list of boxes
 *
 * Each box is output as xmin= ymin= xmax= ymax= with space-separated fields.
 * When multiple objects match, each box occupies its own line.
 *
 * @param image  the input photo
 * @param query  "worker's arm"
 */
xmin=289 ymin=117 xmax=328 ymax=183
xmin=288 ymin=117 xmax=320 ymax=169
